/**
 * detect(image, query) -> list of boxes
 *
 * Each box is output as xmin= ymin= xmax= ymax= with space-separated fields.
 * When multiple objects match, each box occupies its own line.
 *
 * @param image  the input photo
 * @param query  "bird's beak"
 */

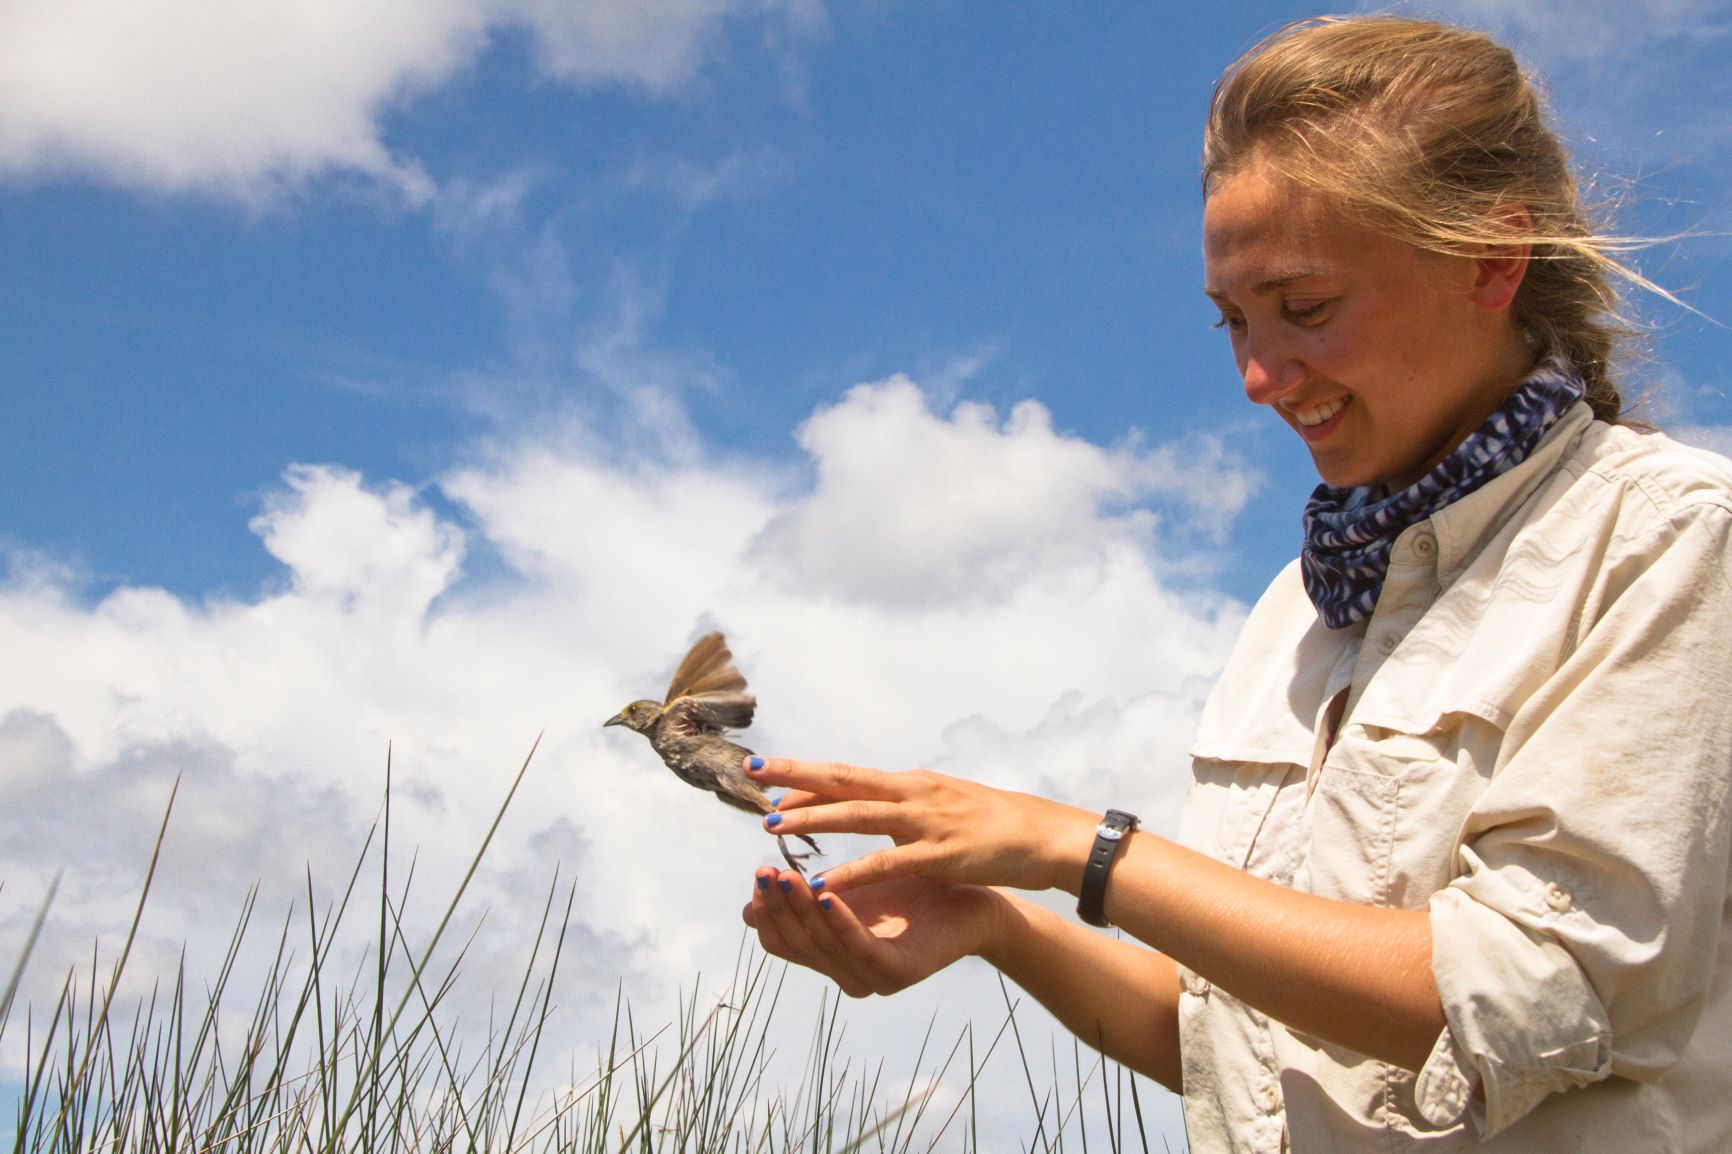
xmin=603 ymin=714 xmax=625 ymax=728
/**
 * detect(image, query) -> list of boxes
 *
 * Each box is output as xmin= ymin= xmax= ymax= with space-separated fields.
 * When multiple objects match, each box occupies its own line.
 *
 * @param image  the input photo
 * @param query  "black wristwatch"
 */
xmin=1077 ymin=808 xmax=1139 ymax=928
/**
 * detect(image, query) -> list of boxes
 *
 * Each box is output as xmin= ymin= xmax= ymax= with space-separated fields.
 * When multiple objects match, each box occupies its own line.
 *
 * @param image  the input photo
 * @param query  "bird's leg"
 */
xmin=776 ymin=834 xmax=814 ymax=876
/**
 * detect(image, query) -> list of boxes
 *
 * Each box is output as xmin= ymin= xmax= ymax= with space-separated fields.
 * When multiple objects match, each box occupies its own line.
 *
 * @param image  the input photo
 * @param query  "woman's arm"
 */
xmin=1097 ymin=828 xmax=1440 ymax=1072
xmin=748 ymin=760 xmax=1444 ymax=1072
xmin=981 ymin=891 xmax=1184 ymax=1089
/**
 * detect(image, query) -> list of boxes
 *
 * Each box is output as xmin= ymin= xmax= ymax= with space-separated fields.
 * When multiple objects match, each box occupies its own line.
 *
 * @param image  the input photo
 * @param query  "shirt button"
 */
xmin=1377 ymin=632 xmax=1399 ymax=655
xmin=1412 ymin=532 xmax=1437 ymax=558
xmin=1258 ymin=1083 xmax=1281 ymax=1112
xmin=1544 ymin=882 xmax=1573 ymax=912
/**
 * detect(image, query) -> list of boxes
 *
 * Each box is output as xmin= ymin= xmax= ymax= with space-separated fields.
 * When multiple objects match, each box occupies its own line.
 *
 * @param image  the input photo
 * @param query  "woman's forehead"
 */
xmin=1202 ymin=167 xmax=1343 ymax=287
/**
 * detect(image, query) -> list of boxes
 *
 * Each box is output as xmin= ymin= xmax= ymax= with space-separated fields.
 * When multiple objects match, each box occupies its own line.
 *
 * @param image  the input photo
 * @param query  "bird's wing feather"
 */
xmin=664 ymin=694 xmax=756 ymax=733
xmin=663 ymin=631 xmax=756 ymax=729
xmin=664 ymin=631 xmax=747 ymax=701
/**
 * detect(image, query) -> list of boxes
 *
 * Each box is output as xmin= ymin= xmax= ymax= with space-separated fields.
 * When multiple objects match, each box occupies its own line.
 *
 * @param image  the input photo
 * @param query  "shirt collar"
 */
xmin=1428 ymin=402 xmax=1596 ymax=581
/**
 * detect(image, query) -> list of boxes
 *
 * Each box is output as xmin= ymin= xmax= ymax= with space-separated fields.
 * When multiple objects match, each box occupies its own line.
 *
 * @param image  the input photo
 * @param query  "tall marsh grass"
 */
xmin=2 ymin=742 xmax=1172 ymax=1153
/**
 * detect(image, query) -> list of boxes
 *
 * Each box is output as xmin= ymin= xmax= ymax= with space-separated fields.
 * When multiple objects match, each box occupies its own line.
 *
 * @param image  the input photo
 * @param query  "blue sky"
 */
xmin=1 ymin=0 xmax=1728 ymax=1144
xmin=3 ymin=2 xmax=1727 ymax=604
xmin=0 ymin=2 xmax=1330 ymax=606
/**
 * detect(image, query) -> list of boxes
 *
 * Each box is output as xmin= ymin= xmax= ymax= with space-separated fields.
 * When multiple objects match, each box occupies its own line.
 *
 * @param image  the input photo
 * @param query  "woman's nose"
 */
xmin=1240 ymin=332 xmax=1302 ymax=407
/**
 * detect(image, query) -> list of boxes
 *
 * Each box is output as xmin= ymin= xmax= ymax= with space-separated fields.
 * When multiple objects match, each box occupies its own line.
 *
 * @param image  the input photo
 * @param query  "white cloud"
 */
xmin=510 ymin=0 xmax=726 ymax=91
xmin=0 ymin=708 xmax=377 ymax=981
xmin=1668 ymin=424 xmax=1732 ymax=461
xmin=753 ymin=376 xmax=1256 ymax=607
xmin=0 ymin=372 xmax=1249 ymax=945
xmin=0 ymin=377 xmax=1244 ymax=1143
xmin=0 ymin=0 xmax=818 ymax=199
xmin=253 ymin=464 xmax=466 ymax=614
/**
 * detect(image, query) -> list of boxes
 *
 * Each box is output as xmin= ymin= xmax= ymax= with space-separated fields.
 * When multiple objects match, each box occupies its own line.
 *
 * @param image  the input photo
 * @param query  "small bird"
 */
xmin=604 ymin=631 xmax=820 ymax=874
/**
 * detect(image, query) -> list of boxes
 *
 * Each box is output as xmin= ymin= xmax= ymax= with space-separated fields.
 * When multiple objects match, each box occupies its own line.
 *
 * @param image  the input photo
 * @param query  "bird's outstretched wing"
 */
xmin=663 ymin=631 xmax=756 ymax=731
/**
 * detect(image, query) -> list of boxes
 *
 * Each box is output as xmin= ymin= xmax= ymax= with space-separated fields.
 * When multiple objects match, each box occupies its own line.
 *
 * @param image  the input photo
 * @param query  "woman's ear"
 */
xmin=1471 ymin=206 xmax=1533 ymax=314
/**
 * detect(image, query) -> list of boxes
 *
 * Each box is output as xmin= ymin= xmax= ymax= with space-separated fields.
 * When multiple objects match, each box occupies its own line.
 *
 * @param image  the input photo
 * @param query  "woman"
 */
xmin=742 ymin=16 xmax=1732 ymax=1151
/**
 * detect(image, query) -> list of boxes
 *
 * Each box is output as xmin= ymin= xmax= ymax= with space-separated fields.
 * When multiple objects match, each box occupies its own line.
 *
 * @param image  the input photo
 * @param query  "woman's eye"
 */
xmin=1285 ymin=300 xmax=1334 ymax=323
xmin=1211 ymin=314 xmax=1245 ymax=333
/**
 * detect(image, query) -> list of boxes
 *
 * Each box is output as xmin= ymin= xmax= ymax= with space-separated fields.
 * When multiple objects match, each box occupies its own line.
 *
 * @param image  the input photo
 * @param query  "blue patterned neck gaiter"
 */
xmin=1300 ymin=359 xmax=1586 ymax=629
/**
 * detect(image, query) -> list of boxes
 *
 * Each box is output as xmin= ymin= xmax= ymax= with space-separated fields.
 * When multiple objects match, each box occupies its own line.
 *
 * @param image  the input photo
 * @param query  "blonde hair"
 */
xmin=1203 ymin=15 xmax=1650 ymax=422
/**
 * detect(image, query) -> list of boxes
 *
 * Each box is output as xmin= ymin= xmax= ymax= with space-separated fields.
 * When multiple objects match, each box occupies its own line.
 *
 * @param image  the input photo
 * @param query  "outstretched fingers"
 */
xmin=763 ymin=796 xmax=911 ymax=844
xmin=746 ymin=756 xmax=1072 ymax=894
xmin=748 ymin=760 xmax=939 ymax=847
xmin=743 ymin=756 xmax=903 ymax=809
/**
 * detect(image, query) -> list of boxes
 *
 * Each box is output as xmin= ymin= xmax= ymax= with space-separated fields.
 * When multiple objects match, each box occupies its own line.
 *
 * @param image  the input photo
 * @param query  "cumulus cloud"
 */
xmin=254 ymin=464 xmax=466 ymax=614
xmin=0 ymin=377 xmax=1248 ymax=1138
xmin=0 ymin=708 xmax=374 ymax=991
xmin=0 ymin=0 xmax=818 ymax=198
xmin=753 ymin=376 xmax=1255 ymax=607
xmin=0 ymin=711 xmax=359 ymax=893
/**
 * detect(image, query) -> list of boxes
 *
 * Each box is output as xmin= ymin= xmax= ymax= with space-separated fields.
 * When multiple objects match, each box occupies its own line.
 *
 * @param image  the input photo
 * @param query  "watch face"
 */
xmin=1095 ymin=824 xmax=1126 ymax=841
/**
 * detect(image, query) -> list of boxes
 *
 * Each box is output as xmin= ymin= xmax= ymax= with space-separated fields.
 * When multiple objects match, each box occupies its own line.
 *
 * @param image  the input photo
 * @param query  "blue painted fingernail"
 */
xmin=756 ymin=874 xmax=769 ymax=890
xmin=765 ymin=813 xmax=782 ymax=828
xmin=818 ymin=895 xmax=833 ymax=911
xmin=746 ymin=756 xmax=766 ymax=771
xmin=809 ymin=875 xmax=826 ymax=892
xmin=778 ymin=878 xmax=793 ymax=893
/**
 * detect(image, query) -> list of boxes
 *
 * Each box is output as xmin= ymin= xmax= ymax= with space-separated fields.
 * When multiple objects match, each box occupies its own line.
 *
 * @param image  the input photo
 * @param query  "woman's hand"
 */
xmin=743 ymin=868 xmax=1005 ymax=997
xmin=745 ymin=756 xmax=1098 ymax=894
xmin=743 ymin=865 xmax=1187 ymax=1090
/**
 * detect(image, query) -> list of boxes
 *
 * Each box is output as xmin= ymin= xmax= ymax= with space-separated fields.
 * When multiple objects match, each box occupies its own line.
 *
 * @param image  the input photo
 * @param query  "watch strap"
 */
xmin=1077 ymin=808 xmax=1139 ymax=928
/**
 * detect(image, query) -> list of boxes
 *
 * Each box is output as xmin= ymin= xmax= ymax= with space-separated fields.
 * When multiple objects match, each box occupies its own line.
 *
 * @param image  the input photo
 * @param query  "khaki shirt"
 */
xmin=1175 ymin=404 xmax=1732 ymax=1152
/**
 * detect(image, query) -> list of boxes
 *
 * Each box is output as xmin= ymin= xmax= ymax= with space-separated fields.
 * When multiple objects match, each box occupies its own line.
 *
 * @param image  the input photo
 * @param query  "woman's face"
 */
xmin=1202 ymin=159 xmax=1530 ymax=490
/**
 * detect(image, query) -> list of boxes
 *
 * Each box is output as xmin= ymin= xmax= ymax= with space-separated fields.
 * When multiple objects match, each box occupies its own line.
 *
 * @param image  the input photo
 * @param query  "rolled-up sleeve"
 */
xmin=1415 ymin=497 xmax=1732 ymax=1138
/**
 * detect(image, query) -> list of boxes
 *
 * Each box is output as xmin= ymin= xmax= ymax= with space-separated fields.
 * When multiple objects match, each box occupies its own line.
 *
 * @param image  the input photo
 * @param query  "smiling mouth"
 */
xmin=1294 ymin=397 xmax=1347 ymax=427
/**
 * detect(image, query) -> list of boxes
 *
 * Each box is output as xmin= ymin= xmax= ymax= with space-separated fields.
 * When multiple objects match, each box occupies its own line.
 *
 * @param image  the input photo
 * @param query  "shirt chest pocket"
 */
xmin=1304 ymin=718 xmax=1501 ymax=909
